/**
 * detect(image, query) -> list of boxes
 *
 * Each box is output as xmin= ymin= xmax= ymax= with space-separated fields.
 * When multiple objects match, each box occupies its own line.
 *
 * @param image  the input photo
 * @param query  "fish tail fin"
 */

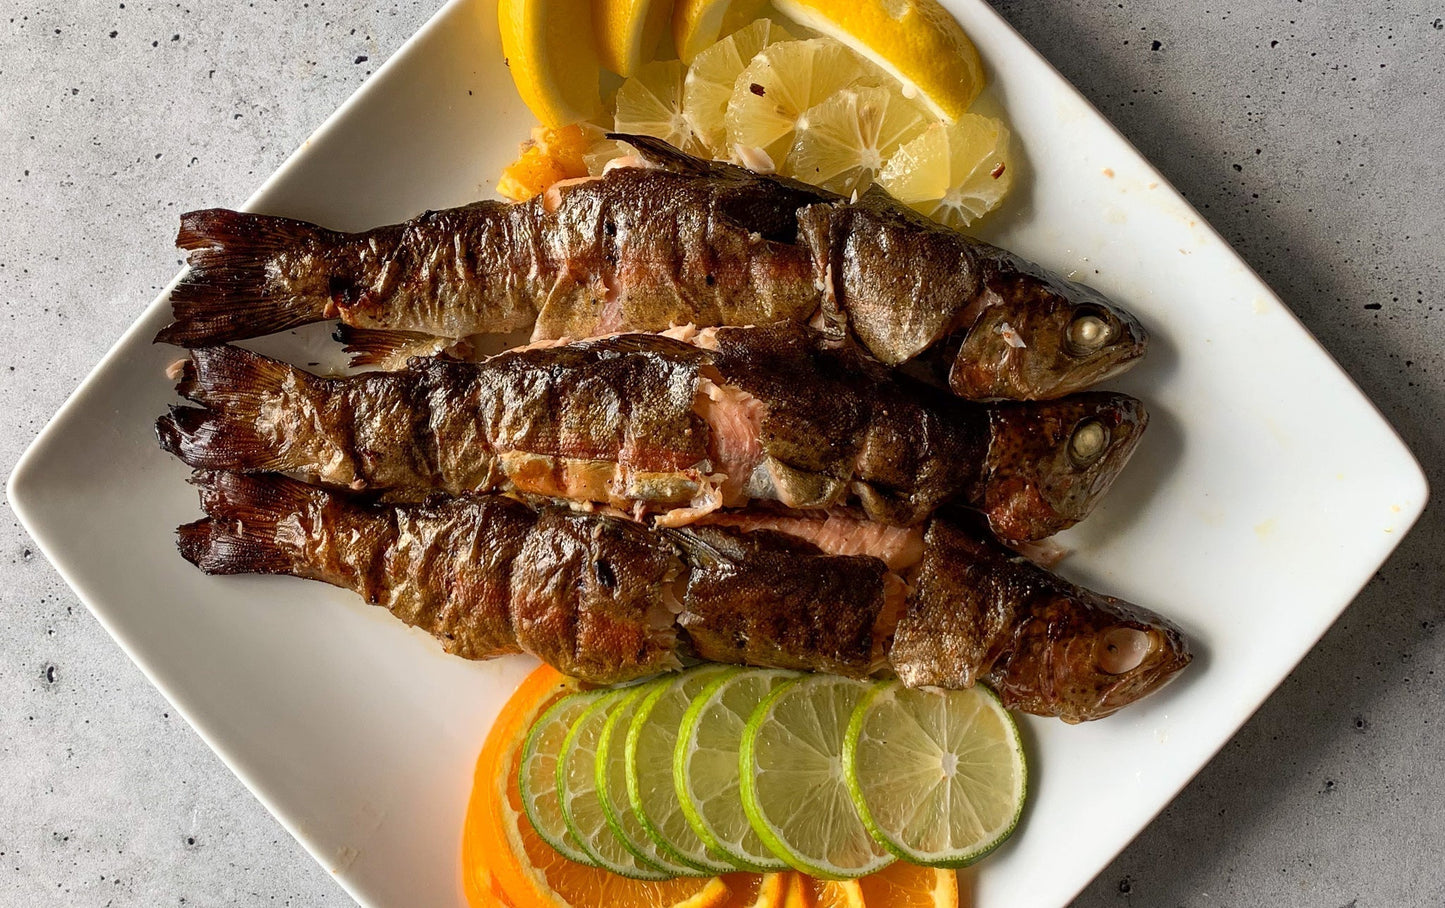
xmin=178 ymin=472 xmax=326 ymax=575
xmin=156 ymin=345 xmax=320 ymax=472
xmin=336 ymin=324 xmax=461 ymax=369
xmin=156 ymin=209 xmax=337 ymax=346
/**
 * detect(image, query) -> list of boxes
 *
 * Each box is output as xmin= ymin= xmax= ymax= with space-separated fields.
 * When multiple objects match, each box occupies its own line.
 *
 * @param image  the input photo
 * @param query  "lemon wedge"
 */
xmin=614 ymin=59 xmax=705 ymax=154
xmin=682 ymin=18 xmax=792 ymax=156
xmin=724 ymin=38 xmax=880 ymax=172
xmin=499 ymin=0 xmax=604 ymax=127
xmin=876 ymin=113 xmax=1014 ymax=228
xmin=788 ymin=85 xmax=932 ymax=195
xmin=594 ymin=0 xmax=672 ymax=77
xmin=673 ymin=0 xmax=770 ymax=64
xmin=771 ymin=0 xmax=985 ymax=122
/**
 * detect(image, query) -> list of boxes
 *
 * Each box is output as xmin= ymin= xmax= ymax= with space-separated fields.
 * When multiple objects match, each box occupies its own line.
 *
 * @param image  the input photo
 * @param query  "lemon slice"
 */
xmin=876 ymin=114 xmax=1014 ymax=228
xmin=498 ymin=0 xmax=603 ymax=127
xmin=673 ymin=0 xmax=770 ymax=63
xmin=614 ymin=59 xmax=705 ymax=155
xmin=594 ymin=0 xmax=672 ymax=77
xmin=771 ymin=0 xmax=984 ymax=122
xmin=843 ymin=681 xmax=1026 ymax=867
xmin=682 ymin=18 xmax=792 ymax=157
xmin=724 ymin=38 xmax=881 ymax=172
xmin=788 ymin=85 xmax=932 ymax=195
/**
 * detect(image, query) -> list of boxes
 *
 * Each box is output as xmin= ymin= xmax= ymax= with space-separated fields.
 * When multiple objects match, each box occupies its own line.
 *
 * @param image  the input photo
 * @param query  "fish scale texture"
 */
xmin=1 ymin=3 xmax=1442 ymax=908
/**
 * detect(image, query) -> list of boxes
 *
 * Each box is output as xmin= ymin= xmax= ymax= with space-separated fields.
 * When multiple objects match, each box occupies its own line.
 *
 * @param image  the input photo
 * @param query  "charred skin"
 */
xmin=179 ymin=471 xmax=681 ymax=683
xmin=888 ymin=520 xmax=1191 ymax=723
xmin=157 ymin=326 xmax=1146 ymax=541
xmin=177 ymin=473 xmax=1190 ymax=720
xmin=670 ymin=525 xmax=888 ymax=679
xmin=156 ymin=136 xmax=1146 ymax=401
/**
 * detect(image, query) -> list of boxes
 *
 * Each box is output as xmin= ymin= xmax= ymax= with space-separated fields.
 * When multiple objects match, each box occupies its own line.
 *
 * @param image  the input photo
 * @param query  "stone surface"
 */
xmin=0 ymin=1 xmax=1441 ymax=906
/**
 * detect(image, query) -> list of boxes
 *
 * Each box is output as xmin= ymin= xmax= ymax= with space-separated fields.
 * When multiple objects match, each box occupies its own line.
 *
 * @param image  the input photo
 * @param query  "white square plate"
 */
xmin=8 ymin=1 xmax=1427 ymax=905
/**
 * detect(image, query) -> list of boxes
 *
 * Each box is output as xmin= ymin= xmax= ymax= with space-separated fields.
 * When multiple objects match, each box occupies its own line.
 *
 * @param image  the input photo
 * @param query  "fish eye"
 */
xmin=1096 ymin=628 xmax=1154 ymax=675
xmin=1066 ymin=311 xmax=1114 ymax=355
xmin=1068 ymin=419 xmax=1110 ymax=467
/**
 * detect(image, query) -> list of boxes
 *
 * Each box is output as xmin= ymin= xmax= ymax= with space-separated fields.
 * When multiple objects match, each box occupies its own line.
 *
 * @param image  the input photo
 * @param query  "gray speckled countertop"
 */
xmin=2 ymin=1 xmax=1442 ymax=905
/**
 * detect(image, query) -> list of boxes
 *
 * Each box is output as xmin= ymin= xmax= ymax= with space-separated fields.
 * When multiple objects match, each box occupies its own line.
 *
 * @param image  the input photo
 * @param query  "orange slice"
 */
xmin=775 ymin=873 xmax=864 ymax=908
xmin=462 ymin=665 xmax=581 ymax=906
xmin=856 ymin=863 xmax=960 ymax=908
xmin=720 ymin=871 xmax=789 ymax=907
xmin=461 ymin=663 xmax=750 ymax=908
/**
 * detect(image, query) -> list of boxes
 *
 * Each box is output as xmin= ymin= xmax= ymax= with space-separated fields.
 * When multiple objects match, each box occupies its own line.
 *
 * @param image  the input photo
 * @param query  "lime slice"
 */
xmin=596 ymin=682 xmax=698 ymax=877
xmin=627 ymin=665 xmax=740 ymax=874
xmin=740 ymin=675 xmax=895 ymax=879
xmin=558 ymin=689 xmax=671 ymax=880
xmin=844 ymin=681 xmax=1026 ymax=867
xmin=675 ymin=669 xmax=798 ymax=872
xmin=520 ymin=691 xmax=605 ymax=866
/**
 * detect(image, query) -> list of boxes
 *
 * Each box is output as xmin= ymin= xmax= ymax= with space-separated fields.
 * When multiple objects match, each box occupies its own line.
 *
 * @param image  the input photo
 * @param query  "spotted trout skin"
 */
xmin=156 ymin=135 xmax=1146 ymax=402
xmin=157 ymin=325 xmax=1147 ymax=543
xmin=178 ymin=472 xmax=1190 ymax=721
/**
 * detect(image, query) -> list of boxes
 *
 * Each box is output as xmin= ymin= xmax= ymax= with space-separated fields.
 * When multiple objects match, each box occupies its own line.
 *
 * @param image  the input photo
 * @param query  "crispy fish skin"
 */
xmin=669 ymin=525 xmax=888 ymax=679
xmin=155 ymin=136 xmax=1145 ymax=402
xmin=159 ymin=334 xmax=711 ymax=504
xmin=157 ymin=326 xmax=1146 ymax=542
xmin=178 ymin=473 xmax=1190 ymax=720
xmin=887 ymin=520 xmax=1191 ymax=723
xmin=179 ymin=471 xmax=680 ymax=684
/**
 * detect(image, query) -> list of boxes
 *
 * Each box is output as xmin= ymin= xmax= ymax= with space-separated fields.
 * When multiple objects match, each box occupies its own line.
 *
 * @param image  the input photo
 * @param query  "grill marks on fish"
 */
xmin=180 ymin=472 xmax=679 ymax=682
xmin=156 ymin=136 xmax=1147 ymax=402
xmin=889 ymin=520 xmax=1191 ymax=723
xmin=158 ymin=326 xmax=1147 ymax=541
xmin=158 ymin=326 xmax=987 ymax=525
xmin=177 ymin=472 xmax=1190 ymax=719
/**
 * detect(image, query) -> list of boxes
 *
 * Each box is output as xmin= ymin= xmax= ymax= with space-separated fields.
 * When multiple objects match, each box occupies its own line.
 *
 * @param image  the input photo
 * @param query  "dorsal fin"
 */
xmin=606 ymin=133 xmax=717 ymax=175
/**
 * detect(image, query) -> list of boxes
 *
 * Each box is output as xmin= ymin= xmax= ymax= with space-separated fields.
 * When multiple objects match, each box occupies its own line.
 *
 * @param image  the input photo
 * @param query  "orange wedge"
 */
xmin=775 ymin=873 xmax=863 ymax=908
xmin=497 ymin=124 xmax=597 ymax=201
xmin=462 ymin=663 xmax=752 ymax=908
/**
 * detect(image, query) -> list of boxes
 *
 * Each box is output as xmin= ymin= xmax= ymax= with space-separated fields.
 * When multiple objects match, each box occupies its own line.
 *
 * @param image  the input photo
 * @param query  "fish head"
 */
xmin=981 ymin=392 xmax=1148 ymax=542
xmin=949 ymin=271 xmax=1147 ymax=400
xmin=989 ymin=587 xmax=1192 ymax=723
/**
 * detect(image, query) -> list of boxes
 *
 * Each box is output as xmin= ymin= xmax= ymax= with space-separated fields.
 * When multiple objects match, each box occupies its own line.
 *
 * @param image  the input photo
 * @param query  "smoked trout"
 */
xmin=157 ymin=325 xmax=1147 ymax=543
xmin=179 ymin=471 xmax=1190 ymax=722
xmin=155 ymin=135 xmax=1147 ymax=401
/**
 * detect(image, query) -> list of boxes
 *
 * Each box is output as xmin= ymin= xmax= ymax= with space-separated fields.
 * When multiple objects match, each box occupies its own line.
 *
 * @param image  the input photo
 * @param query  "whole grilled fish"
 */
xmin=155 ymin=135 xmax=1147 ymax=401
xmin=179 ymin=471 xmax=1191 ymax=722
xmin=157 ymin=325 xmax=1147 ymax=543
